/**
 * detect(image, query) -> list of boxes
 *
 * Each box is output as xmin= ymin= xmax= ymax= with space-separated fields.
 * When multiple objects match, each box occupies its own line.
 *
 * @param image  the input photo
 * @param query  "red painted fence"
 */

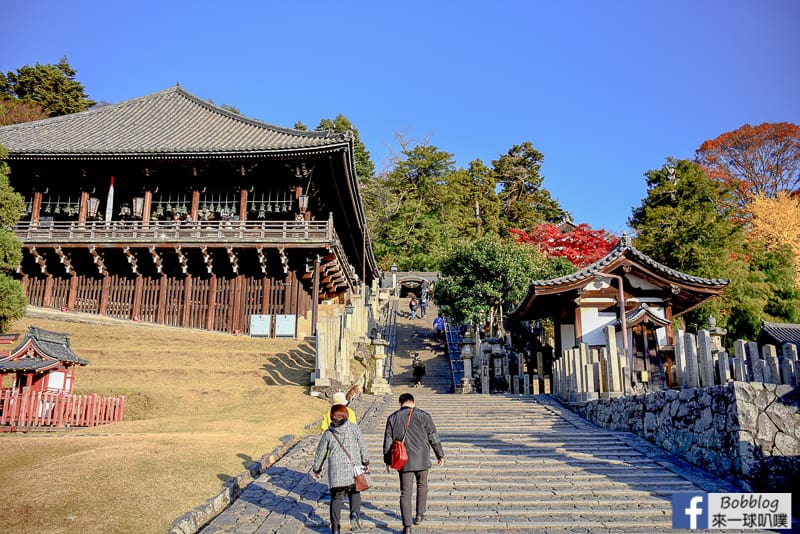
xmin=0 ymin=388 xmax=124 ymax=431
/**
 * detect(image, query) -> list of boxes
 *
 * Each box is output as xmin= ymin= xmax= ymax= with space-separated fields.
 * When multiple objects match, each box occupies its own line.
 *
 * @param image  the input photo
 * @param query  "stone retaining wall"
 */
xmin=570 ymin=381 xmax=800 ymax=494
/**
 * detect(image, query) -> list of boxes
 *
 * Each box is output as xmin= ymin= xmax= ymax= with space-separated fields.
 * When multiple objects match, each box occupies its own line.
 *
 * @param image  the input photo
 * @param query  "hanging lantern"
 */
xmin=132 ymin=197 xmax=144 ymax=217
xmin=87 ymin=197 xmax=101 ymax=217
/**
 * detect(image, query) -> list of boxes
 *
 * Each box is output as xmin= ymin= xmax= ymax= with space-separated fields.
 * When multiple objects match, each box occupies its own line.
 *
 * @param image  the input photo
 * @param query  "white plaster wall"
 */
xmin=560 ymin=324 xmax=576 ymax=350
xmin=580 ymin=308 xmax=618 ymax=346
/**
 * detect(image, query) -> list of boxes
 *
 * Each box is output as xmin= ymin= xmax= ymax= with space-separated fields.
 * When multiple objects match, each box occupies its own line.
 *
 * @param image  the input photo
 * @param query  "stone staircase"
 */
xmin=199 ymin=301 xmax=746 ymax=533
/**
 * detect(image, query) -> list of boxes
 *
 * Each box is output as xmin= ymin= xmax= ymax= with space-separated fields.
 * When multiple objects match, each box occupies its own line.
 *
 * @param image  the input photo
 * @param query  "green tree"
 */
xmin=629 ymin=159 xmax=741 ymax=279
xmin=437 ymin=159 xmax=503 ymax=242
xmin=628 ymin=158 xmax=800 ymax=341
xmin=721 ymin=242 xmax=800 ymax=341
xmin=435 ymin=237 xmax=573 ymax=332
xmin=1 ymin=56 xmax=95 ymax=118
xmin=370 ymin=141 xmax=458 ymax=270
xmin=0 ymin=146 xmax=26 ymax=331
xmin=316 ymin=114 xmax=375 ymax=180
xmin=493 ymin=141 xmax=565 ymax=232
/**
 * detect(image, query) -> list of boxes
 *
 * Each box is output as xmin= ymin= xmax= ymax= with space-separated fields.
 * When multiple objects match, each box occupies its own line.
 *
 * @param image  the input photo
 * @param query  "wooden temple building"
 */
xmin=0 ymin=85 xmax=379 ymax=336
xmin=510 ymin=234 xmax=730 ymax=389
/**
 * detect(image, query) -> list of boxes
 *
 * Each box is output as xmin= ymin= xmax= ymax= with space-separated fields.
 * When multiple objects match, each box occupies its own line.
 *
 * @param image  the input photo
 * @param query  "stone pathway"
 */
xmin=199 ymin=301 xmax=757 ymax=533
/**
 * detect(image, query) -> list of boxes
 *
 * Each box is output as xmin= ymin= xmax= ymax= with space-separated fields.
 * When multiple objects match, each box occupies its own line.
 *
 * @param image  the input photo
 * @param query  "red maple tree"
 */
xmin=510 ymin=223 xmax=618 ymax=268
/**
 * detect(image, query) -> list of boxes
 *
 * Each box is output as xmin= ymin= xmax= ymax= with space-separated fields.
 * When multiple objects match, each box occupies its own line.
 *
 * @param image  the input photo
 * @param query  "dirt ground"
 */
xmin=0 ymin=309 xmax=329 ymax=533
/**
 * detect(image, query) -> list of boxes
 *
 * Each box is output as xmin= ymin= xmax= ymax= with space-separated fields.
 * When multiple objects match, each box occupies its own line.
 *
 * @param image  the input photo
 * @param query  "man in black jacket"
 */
xmin=383 ymin=393 xmax=445 ymax=533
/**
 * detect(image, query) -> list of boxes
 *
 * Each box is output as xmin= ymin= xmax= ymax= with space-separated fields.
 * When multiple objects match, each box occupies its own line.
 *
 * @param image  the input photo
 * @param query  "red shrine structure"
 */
xmin=0 ymin=326 xmax=89 ymax=393
xmin=0 ymin=86 xmax=379 ymax=336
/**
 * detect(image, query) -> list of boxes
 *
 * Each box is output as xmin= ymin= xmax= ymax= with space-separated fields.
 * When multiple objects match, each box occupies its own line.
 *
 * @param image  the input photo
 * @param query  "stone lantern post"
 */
xmin=369 ymin=332 xmax=392 ymax=395
xmin=390 ymin=264 xmax=398 ymax=296
xmin=457 ymin=330 xmax=474 ymax=393
xmin=481 ymin=346 xmax=492 ymax=394
xmin=706 ymin=316 xmax=727 ymax=353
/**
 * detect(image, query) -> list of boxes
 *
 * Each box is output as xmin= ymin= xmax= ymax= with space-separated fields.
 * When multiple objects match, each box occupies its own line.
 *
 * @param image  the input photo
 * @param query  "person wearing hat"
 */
xmin=320 ymin=391 xmax=357 ymax=432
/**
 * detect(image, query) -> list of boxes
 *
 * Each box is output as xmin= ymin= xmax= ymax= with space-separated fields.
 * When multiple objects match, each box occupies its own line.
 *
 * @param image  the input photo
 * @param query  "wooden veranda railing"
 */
xmin=0 ymin=388 xmax=124 ymax=431
xmin=13 ymin=219 xmax=334 ymax=246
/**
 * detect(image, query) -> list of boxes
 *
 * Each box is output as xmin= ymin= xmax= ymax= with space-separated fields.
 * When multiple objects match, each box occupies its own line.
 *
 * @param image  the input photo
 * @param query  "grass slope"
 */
xmin=0 ymin=314 xmax=328 ymax=533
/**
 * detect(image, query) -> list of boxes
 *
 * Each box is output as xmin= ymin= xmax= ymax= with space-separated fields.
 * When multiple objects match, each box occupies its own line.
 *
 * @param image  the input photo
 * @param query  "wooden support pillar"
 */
xmin=297 ymin=276 xmax=307 ymax=317
xmin=43 ymin=275 xmax=54 ymax=308
xmin=67 ymin=275 xmax=79 ymax=310
xmin=206 ymin=276 xmax=217 ymax=331
xmin=78 ymin=191 xmax=89 ymax=224
xmin=312 ymin=256 xmax=320 ymax=336
xmin=157 ymin=275 xmax=168 ymax=324
xmin=31 ymin=191 xmax=43 ymax=224
xmin=142 ymin=190 xmax=153 ymax=225
xmin=132 ymin=274 xmax=143 ymax=320
xmin=181 ymin=275 xmax=193 ymax=327
xmin=99 ymin=274 xmax=111 ymax=316
xmin=191 ymin=190 xmax=200 ymax=222
xmin=262 ymin=277 xmax=271 ymax=315
xmin=239 ymin=188 xmax=248 ymax=222
xmin=283 ymin=276 xmax=293 ymax=315
xmin=226 ymin=276 xmax=240 ymax=333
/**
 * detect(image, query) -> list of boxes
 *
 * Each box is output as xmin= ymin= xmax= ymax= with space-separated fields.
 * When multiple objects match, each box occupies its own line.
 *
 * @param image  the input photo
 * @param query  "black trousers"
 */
xmin=399 ymin=470 xmax=429 ymax=527
xmin=329 ymin=485 xmax=361 ymax=530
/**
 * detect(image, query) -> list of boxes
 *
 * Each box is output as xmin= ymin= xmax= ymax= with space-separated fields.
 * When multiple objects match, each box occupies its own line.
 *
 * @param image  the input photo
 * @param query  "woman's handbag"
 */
xmin=389 ymin=408 xmax=414 ymax=470
xmin=330 ymin=431 xmax=371 ymax=491
xmin=353 ymin=464 xmax=372 ymax=492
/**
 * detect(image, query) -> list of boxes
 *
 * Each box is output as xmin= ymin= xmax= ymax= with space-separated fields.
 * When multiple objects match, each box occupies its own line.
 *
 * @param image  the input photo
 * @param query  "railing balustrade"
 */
xmin=13 ymin=219 xmax=333 ymax=244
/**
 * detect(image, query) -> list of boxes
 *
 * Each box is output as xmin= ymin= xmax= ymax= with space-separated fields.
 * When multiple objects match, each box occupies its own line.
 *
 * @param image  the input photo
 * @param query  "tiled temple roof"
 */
xmin=511 ymin=234 xmax=730 ymax=319
xmin=758 ymin=320 xmax=800 ymax=347
xmin=0 ymin=85 xmax=350 ymax=159
xmin=1 ymin=326 xmax=90 ymax=370
xmin=529 ymin=234 xmax=730 ymax=288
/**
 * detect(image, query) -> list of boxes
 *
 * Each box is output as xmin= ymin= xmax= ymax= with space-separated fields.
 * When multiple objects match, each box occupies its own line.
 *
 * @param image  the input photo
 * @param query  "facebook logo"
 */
xmin=673 ymin=493 xmax=708 ymax=529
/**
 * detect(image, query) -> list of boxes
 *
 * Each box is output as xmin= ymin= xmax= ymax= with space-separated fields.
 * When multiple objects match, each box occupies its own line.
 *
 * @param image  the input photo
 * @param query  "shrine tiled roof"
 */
xmin=6 ymin=326 xmax=90 ymax=366
xmin=0 ymin=85 xmax=351 ymax=160
xmin=529 ymin=234 xmax=730 ymax=288
xmin=0 ymin=355 xmax=59 ymax=372
xmin=758 ymin=320 xmax=800 ymax=347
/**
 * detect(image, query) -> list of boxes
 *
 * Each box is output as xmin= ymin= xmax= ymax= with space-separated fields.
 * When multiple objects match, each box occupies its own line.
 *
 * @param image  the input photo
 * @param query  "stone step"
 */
xmin=198 ymin=316 xmax=747 ymax=534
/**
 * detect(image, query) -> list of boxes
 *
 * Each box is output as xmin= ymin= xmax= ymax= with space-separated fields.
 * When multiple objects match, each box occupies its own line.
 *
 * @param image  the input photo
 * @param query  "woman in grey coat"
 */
xmin=313 ymin=404 xmax=370 ymax=533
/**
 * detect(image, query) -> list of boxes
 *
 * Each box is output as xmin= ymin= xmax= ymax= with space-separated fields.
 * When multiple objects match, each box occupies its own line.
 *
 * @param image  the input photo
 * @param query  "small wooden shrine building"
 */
xmin=0 ymin=86 xmax=379 ymax=336
xmin=0 ymin=326 xmax=89 ymax=393
xmin=510 ymin=234 xmax=729 ymax=389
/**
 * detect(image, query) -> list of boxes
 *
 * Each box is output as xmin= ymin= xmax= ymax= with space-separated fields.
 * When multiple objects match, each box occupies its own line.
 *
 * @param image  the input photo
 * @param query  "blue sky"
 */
xmin=3 ymin=1 xmax=798 ymax=234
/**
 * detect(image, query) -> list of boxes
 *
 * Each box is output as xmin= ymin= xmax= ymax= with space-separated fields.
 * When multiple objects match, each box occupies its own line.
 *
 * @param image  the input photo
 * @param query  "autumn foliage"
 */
xmin=510 ymin=223 xmax=618 ymax=268
xmin=695 ymin=122 xmax=800 ymax=208
xmin=745 ymin=191 xmax=800 ymax=286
